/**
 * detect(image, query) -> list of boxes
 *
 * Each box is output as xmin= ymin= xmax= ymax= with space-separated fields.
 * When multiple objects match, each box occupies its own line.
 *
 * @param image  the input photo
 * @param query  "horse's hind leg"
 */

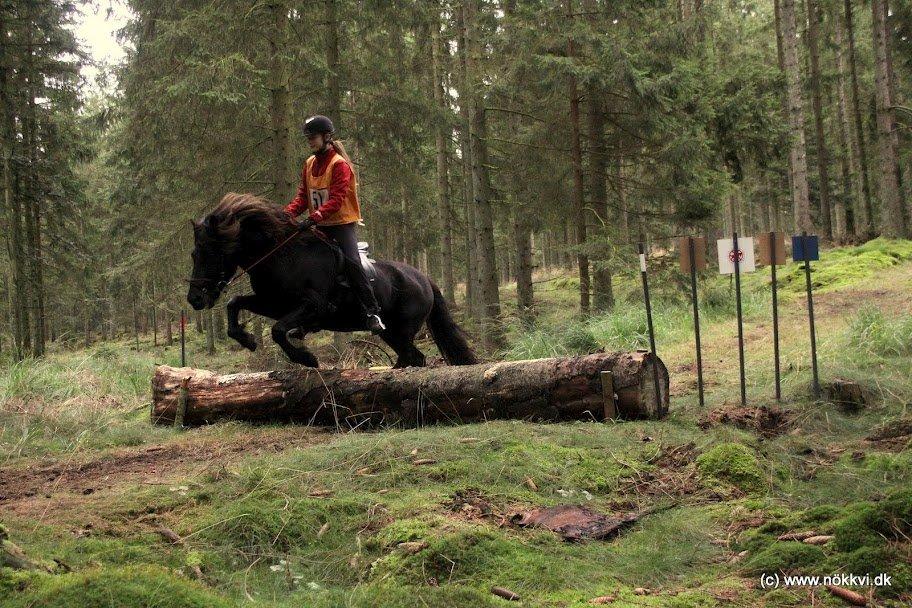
xmin=380 ymin=325 xmax=427 ymax=369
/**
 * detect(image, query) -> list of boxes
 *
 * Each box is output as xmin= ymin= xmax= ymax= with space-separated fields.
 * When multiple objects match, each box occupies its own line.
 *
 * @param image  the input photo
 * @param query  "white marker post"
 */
xmin=717 ymin=234 xmax=755 ymax=406
xmin=638 ymin=243 xmax=662 ymax=413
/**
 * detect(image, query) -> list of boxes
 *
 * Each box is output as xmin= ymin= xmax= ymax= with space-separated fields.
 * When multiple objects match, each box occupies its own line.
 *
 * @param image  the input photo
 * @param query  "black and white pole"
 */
xmin=688 ymin=237 xmax=705 ymax=407
xmin=732 ymin=232 xmax=747 ymax=407
xmin=769 ymin=232 xmax=781 ymax=401
xmin=638 ymin=243 xmax=662 ymax=412
xmin=802 ymin=232 xmax=820 ymax=398
xmin=180 ymin=309 xmax=187 ymax=367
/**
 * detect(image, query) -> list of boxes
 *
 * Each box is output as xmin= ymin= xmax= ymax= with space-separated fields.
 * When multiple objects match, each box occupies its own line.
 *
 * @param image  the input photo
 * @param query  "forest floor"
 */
xmin=2 ymin=239 xmax=912 ymax=607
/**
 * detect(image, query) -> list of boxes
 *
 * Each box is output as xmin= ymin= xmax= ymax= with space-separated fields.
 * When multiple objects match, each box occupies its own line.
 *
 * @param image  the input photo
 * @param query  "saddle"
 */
xmin=337 ymin=241 xmax=377 ymax=288
xmin=357 ymin=241 xmax=377 ymax=280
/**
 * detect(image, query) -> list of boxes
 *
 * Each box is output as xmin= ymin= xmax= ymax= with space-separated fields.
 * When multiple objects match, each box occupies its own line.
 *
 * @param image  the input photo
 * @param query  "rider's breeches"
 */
xmin=320 ymin=222 xmax=380 ymax=315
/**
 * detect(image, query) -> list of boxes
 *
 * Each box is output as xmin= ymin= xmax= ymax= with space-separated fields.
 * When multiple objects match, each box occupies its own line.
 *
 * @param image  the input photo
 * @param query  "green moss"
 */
xmin=831 ymin=545 xmax=895 ymax=575
xmin=372 ymin=517 xmax=435 ymax=549
xmin=306 ymin=585 xmax=500 ymax=607
xmin=801 ymin=504 xmax=842 ymax=525
xmin=696 ymin=443 xmax=766 ymax=494
xmin=4 ymin=565 xmax=236 ymax=608
xmin=833 ymin=489 xmax=912 ymax=552
xmin=742 ymin=542 xmax=826 ymax=575
xmin=761 ymin=588 xmax=807 ymax=606
xmin=0 ymin=568 xmax=39 ymax=596
xmin=774 ymin=238 xmax=912 ymax=294
xmin=737 ymin=490 xmax=912 ymax=599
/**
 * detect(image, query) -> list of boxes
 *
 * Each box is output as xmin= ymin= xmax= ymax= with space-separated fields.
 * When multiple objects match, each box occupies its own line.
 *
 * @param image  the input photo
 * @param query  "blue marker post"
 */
xmin=792 ymin=232 xmax=820 ymax=398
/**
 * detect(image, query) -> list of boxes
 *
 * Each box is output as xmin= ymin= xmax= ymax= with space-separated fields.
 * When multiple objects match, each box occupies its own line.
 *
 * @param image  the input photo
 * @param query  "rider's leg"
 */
xmin=320 ymin=223 xmax=385 ymax=333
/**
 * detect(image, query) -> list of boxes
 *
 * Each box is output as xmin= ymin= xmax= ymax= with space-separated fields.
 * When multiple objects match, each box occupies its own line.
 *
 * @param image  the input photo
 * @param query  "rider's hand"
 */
xmin=295 ymin=216 xmax=316 ymax=231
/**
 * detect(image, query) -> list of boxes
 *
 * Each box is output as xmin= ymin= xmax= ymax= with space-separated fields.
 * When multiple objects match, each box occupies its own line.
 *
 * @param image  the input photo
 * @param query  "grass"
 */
xmin=2 ymin=239 xmax=912 ymax=606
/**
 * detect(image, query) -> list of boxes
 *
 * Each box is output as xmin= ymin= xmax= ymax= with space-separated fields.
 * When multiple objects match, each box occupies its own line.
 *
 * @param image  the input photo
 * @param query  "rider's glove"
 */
xmin=295 ymin=216 xmax=316 ymax=231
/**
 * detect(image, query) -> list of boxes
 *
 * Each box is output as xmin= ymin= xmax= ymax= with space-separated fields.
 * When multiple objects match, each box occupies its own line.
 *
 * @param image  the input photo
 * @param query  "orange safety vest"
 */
xmin=305 ymin=153 xmax=361 ymax=225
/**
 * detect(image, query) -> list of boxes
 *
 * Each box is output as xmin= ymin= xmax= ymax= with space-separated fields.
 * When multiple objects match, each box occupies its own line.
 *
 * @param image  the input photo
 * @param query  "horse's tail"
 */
xmin=427 ymin=283 xmax=478 ymax=365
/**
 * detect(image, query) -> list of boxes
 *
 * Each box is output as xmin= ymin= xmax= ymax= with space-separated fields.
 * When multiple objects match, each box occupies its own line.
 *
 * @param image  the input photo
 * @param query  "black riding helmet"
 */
xmin=303 ymin=115 xmax=334 ymax=139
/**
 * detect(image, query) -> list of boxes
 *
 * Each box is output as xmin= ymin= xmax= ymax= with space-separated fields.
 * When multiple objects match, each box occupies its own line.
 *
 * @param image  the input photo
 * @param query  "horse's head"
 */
xmin=186 ymin=213 xmax=238 ymax=310
xmin=186 ymin=193 xmax=293 ymax=310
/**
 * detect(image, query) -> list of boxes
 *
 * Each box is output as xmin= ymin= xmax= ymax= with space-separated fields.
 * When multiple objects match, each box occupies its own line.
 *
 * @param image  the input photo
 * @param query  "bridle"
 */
xmin=186 ymin=226 xmax=338 ymax=296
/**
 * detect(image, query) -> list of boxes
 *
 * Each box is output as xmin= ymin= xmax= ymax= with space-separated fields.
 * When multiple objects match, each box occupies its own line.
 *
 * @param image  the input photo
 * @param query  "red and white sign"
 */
xmin=716 ymin=237 xmax=756 ymax=274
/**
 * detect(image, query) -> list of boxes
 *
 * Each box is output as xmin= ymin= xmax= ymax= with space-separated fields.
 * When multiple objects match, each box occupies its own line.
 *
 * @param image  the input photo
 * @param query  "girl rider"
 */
xmin=284 ymin=115 xmax=386 ymax=334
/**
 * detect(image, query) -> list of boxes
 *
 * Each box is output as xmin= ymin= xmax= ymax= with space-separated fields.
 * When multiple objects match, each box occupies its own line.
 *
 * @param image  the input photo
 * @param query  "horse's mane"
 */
xmin=205 ymin=192 xmax=294 ymax=249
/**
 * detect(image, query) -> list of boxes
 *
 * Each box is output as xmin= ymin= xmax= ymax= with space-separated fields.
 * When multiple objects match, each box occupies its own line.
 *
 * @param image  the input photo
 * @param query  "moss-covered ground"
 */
xmin=2 ymin=239 xmax=911 ymax=607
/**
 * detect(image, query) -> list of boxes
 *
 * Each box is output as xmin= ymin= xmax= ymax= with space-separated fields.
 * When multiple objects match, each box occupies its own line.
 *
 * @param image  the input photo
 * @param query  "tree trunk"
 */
xmin=268 ymin=0 xmax=293 ymax=205
xmin=215 ymin=307 xmax=226 ymax=341
xmin=845 ymin=0 xmax=874 ymax=238
xmin=326 ymin=0 xmax=342 ymax=123
xmin=780 ymin=0 xmax=814 ymax=234
xmin=464 ymin=0 xmax=502 ymax=348
xmin=833 ymin=83 xmax=851 ymax=243
xmin=772 ymin=0 xmax=790 ymax=234
xmin=151 ymin=351 xmax=669 ymax=427
xmin=567 ymin=0 xmax=589 ymax=317
xmin=151 ymin=282 xmax=158 ymax=347
xmin=871 ymin=0 xmax=906 ymax=237
xmin=834 ymin=6 xmax=861 ymax=241
xmin=206 ymin=308 xmax=215 ymax=355
xmin=584 ymin=5 xmax=613 ymax=313
xmin=806 ymin=0 xmax=832 ymax=239
xmin=615 ymin=157 xmax=630 ymax=239
xmin=513 ymin=208 xmax=534 ymax=323
xmin=22 ymin=23 xmax=42 ymax=357
xmin=0 ymin=11 xmax=26 ymax=361
xmin=456 ymin=8 xmax=477 ymax=317
xmin=431 ymin=19 xmax=455 ymax=304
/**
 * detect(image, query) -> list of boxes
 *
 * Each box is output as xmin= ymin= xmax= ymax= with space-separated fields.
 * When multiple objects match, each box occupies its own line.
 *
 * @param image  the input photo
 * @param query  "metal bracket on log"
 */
xmin=600 ymin=370 xmax=617 ymax=420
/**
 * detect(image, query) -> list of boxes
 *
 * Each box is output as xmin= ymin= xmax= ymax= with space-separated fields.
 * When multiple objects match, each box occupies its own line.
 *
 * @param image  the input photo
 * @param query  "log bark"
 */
xmin=151 ymin=352 xmax=669 ymax=428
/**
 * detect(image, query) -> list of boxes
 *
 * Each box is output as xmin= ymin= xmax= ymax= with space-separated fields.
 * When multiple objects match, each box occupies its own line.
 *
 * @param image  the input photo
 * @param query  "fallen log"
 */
xmin=151 ymin=351 xmax=669 ymax=427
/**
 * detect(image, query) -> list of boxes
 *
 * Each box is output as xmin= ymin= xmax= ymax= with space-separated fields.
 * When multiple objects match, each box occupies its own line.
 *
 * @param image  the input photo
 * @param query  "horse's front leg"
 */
xmin=270 ymin=291 xmax=328 ymax=368
xmin=226 ymin=294 xmax=272 ymax=351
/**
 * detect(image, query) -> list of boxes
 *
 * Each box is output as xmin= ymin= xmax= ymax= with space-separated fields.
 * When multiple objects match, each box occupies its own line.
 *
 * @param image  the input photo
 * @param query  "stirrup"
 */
xmin=367 ymin=314 xmax=386 ymax=334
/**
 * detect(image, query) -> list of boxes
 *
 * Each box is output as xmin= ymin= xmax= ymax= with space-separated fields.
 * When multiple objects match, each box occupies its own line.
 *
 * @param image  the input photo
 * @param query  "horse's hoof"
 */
xmin=230 ymin=331 xmax=258 ymax=351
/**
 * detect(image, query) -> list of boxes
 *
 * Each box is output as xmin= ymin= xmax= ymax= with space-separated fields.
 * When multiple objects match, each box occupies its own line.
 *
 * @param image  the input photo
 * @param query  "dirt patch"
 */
xmin=699 ymin=404 xmax=794 ymax=438
xmin=445 ymin=488 xmax=506 ymax=524
xmin=614 ymin=442 xmax=699 ymax=504
xmin=866 ymin=418 xmax=912 ymax=451
xmin=510 ymin=504 xmax=644 ymax=542
xmin=0 ymin=427 xmax=329 ymax=516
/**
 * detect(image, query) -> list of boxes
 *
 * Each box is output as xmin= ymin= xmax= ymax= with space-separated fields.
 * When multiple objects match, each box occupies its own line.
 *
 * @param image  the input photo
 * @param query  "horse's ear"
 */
xmin=191 ymin=219 xmax=201 ymax=233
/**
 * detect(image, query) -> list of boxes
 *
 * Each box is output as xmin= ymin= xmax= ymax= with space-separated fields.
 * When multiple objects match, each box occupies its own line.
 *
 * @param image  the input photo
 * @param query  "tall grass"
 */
xmin=848 ymin=306 xmax=912 ymax=357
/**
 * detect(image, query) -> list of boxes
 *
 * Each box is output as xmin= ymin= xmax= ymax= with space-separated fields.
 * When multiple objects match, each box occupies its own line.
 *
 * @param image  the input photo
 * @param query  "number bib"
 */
xmin=311 ymin=188 xmax=329 ymax=210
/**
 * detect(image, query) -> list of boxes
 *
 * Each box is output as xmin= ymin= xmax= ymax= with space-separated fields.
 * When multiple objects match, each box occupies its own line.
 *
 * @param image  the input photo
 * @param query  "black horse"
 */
xmin=186 ymin=193 xmax=477 ymax=368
